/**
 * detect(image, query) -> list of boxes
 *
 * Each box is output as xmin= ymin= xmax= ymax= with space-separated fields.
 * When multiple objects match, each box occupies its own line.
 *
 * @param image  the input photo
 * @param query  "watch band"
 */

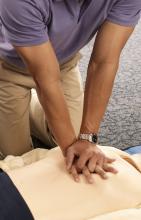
xmin=79 ymin=133 xmax=98 ymax=144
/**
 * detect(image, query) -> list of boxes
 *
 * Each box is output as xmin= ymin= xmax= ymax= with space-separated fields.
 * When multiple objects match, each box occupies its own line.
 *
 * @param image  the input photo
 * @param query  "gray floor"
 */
xmin=79 ymin=21 xmax=141 ymax=149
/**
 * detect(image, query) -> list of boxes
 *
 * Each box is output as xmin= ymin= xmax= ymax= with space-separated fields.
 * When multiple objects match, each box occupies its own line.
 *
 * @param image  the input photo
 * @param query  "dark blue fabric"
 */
xmin=0 ymin=169 xmax=34 ymax=220
xmin=124 ymin=145 xmax=141 ymax=155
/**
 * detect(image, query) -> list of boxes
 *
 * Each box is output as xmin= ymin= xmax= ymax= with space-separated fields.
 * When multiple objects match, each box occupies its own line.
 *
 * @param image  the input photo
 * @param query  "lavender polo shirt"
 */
xmin=0 ymin=0 xmax=141 ymax=68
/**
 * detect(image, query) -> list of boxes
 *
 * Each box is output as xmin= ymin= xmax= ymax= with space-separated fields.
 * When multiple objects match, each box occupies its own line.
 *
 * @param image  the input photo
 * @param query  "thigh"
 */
xmin=30 ymin=90 xmax=56 ymax=148
xmin=0 ymin=63 xmax=33 ymax=156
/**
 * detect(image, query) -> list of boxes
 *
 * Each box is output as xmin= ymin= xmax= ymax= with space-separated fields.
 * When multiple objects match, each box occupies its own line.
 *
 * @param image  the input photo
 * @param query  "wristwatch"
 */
xmin=79 ymin=133 xmax=98 ymax=144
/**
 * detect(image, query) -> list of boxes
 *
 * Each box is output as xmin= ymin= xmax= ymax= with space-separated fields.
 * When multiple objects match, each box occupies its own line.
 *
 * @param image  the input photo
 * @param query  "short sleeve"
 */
xmin=107 ymin=0 xmax=141 ymax=27
xmin=0 ymin=0 xmax=49 ymax=46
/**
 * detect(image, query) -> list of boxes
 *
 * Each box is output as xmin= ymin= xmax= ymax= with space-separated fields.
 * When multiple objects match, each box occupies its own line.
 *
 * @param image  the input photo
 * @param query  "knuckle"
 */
xmin=68 ymin=169 xmax=72 ymax=173
xmin=77 ymin=165 xmax=82 ymax=170
xmin=77 ymin=162 xmax=83 ymax=170
xmin=70 ymin=169 xmax=74 ymax=174
xmin=100 ymin=153 xmax=105 ymax=158
xmin=98 ymin=170 xmax=104 ymax=175
xmin=66 ymin=151 xmax=71 ymax=158
xmin=82 ymin=166 xmax=87 ymax=172
xmin=85 ymin=173 xmax=91 ymax=178
xmin=107 ymin=165 xmax=112 ymax=169
xmin=97 ymin=152 xmax=103 ymax=158
xmin=76 ymin=166 xmax=81 ymax=173
xmin=72 ymin=171 xmax=77 ymax=178
xmin=103 ymin=163 xmax=108 ymax=169
xmin=67 ymin=158 xmax=73 ymax=165
xmin=84 ymin=172 xmax=89 ymax=177
xmin=109 ymin=166 xmax=114 ymax=171
xmin=85 ymin=148 xmax=91 ymax=155
xmin=103 ymin=155 xmax=107 ymax=159
xmin=68 ymin=147 xmax=74 ymax=154
xmin=88 ymin=164 xmax=94 ymax=172
xmin=73 ymin=174 xmax=78 ymax=179
xmin=90 ymin=168 xmax=94 ymax=173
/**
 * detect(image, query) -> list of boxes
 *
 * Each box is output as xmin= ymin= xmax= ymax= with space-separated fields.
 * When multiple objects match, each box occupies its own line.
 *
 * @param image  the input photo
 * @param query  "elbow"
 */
xmin=87 ymin=57 xmax=120 ymax=79
xmin=31 ymin=69 xmax=60 ymax=93
xmin=89 ymin=57 xmax=120 ymax=72
xmin=33 ymin=72 xmax=61 ymax=100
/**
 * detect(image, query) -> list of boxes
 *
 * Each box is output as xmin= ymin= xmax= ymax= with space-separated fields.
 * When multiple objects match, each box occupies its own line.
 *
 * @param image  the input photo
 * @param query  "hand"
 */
xmin=65 ymin=140 xmax=118 ymax=183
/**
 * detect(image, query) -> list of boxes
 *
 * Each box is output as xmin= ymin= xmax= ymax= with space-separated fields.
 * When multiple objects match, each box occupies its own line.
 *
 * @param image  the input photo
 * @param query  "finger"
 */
xmin=75 ymin=164 xmax=82 ymax=174
xmin=82 ymin=166 xmax=94 ymax=184
xmin=95 ymin=165 xmax=108 ymax=179
xmin=77 ymin=153 xmax=91 ymax=170
xmin=88 ymin=155 xmax=97 ymax=173
xmin=96 ymin=156 xmax=104 ymax=167
xmin=105 ymin=157 xmax=116 ymax=164
xmin=66 ymin=150 xmax=75 ymax=170
xmin=70 ymin=165 xmax=80 ymax=182
xmin=103 ymin=164 xmax=118 ymax=174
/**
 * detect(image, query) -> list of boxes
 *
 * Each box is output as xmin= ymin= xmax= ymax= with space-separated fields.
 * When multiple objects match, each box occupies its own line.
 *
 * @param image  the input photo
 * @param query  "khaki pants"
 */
xmin=0 ymin=54 xmax=84 ymax=157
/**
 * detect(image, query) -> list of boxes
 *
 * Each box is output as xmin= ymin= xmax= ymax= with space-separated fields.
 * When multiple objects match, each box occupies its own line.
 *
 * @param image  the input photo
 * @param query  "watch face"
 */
xmin=92 ymin=134 xmax=98 ymax=143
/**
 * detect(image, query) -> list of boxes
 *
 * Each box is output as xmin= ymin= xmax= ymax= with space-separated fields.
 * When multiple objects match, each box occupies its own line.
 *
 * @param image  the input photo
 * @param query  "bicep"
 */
xmin=91 ymin=21 xmax=134 ymax=63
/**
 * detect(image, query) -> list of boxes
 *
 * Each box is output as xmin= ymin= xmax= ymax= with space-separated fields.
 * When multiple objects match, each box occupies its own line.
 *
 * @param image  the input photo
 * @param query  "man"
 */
xmin=0 ymin=0 xmax=141 ymax=183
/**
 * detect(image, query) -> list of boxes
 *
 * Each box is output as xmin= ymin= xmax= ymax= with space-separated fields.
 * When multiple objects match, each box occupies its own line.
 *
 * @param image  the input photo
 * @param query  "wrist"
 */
xmin=60 ymin=137 xmax=77 ymax=157
xmin=80 ymin=123 xmax=99 ymax=134
xmin=79 ymin=132 xmax=98 ymax=145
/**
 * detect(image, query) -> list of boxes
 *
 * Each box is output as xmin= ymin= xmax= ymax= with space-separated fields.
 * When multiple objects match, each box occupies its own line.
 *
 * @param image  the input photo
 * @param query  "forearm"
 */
xmin=36 ymin=78 xmax=77 ymax=152
xmin=80 ymin=60 xmax=119 ymax=134
xmin=17 ymin=41 xmax=77 ymax=153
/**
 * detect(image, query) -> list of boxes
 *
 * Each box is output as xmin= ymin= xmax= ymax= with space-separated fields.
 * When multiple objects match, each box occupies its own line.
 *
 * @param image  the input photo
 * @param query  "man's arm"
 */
xmin=66 ymin=21 xmax=135 ymax=182
xmin=80 ymin=21 xmax=134 ymax=133
xmin=15 ymin=41 xmax=77 ymax=154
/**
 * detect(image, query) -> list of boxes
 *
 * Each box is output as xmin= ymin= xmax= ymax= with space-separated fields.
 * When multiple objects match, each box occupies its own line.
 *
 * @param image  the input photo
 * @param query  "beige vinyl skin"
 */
xmin=0 ymin=146 xmax=141 ymax=220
